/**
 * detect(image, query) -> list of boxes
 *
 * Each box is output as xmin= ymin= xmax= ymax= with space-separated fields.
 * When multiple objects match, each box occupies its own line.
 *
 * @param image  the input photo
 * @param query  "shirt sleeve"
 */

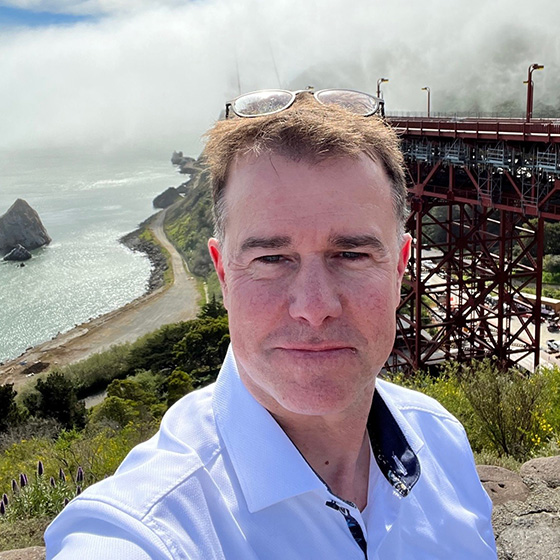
xmin=45 ymin=499 xmax=177 ymax=560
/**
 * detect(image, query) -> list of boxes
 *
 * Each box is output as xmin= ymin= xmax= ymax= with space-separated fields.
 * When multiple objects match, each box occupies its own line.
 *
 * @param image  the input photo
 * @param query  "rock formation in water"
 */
xmin=153 ymin=187 xmax=181 ymax=209
xmin=171 ymin=151 xmax=202 ymax=176
xmin=0 ymin=199 xmax=51 ymax=256
xmin=3 ymin=244 xmax=32 ymax=261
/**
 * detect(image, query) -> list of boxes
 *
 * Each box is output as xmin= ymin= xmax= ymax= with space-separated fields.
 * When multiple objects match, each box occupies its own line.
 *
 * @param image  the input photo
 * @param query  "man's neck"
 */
xmin=271 ymin=402 xmax=373 ymax=510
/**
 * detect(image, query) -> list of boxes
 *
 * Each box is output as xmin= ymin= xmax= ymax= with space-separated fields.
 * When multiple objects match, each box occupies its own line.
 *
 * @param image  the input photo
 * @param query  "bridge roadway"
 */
xmin=389 ymin=116 xmax=560 ymax=144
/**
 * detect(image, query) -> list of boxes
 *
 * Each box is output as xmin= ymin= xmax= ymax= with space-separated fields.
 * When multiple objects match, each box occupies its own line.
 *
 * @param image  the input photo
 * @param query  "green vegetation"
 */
xmin=163 ymin=168 xmax=222 ymax=301
xmin=386 ymin=358 xmax=560 ymax=463
xmin=0 ymin=301 xmax=229 ymax=549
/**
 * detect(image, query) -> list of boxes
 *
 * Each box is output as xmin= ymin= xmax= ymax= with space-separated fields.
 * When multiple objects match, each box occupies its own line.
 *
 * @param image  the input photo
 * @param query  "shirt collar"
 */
xmin=369 ymin=380 xmax=423 ymax=497
xmin=213 ymin=347 xmax=423 ymax=512
xmin=213 ymin=347 xmax=324 ymax=513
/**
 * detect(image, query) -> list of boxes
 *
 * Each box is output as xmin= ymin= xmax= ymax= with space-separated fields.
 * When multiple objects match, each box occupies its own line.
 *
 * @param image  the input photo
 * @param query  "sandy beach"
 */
xmin=0 ymin=209 xmax=200 ymax=391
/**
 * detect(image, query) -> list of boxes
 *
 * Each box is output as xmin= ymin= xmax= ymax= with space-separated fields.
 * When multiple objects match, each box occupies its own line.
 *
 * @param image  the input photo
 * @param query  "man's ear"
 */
xmin=208 ymin=238 xmax=228 ymax=305
xmin=395 ymin=233 xmax=412 ymax=297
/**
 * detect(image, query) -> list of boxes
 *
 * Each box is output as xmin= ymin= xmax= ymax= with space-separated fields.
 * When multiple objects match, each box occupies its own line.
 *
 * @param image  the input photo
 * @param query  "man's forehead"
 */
xmin=226 ymin=150 xmax=387 ymax=190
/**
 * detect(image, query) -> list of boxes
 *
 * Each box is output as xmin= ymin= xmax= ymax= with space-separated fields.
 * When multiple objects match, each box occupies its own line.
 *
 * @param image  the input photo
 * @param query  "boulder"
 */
xmin=0 ymin=199 xmax=51 ymax=256
xmin=3 ymin=244 xmax=32 ymax=261
xmin=497 ymin=512 xmax=560 ymax=559
xmin=0 ymin=547 xmax=45 ymax=560
xmin=490 ymin=456 xmax=560 ymax=560
xmin=171 ymin=150 xmax=184 ymax=165
xmin=153 ymin=188 xmax=181 ymax=209
xmin=477 ymin=465 xmax=530 ymax=505
xmin=520 ymin=456 xmax=560 ymax=488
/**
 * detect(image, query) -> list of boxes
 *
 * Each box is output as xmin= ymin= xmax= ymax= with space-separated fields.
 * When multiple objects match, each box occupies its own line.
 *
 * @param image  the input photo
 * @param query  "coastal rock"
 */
xmin=0 ymin=199 xmax=51 ymax=256
xmin=0 ymin=547 xmax=45 ymax=560
xmin=497 ymin=511 xmax=560 ymax=559
xmin=179 ymin=163 xmax=201 ymax=175
xmin=520 ymin=456 xmax=560 ymax=488
xmin=3 ymin=244 xmax=32 ymax=261
xmin=488 ymin=455 xmax=560 ymax=560
xmin=171 ymin=151 xmax=184 ymax=165
xmin=153 ymin=188 xmax=181 ymax=209
xmin=170 ymin=151 xmax=202 ymax=176
xmin=477 ymin=465 xmax=529 ymax=505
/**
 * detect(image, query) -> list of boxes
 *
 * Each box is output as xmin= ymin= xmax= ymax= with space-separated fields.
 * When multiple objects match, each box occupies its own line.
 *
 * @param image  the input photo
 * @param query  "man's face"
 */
xmin=209 ymin=152 xmax=410 ymax=419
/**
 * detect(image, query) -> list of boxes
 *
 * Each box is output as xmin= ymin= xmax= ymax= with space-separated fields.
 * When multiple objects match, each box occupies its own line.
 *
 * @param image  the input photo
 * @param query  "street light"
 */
xmin=421 ymin=86 xmax=431 ymax=117
xmin=524 ymin=63 xmax=544 ymax=122
xmin=376 ymin=77 xmax=389 ymax=99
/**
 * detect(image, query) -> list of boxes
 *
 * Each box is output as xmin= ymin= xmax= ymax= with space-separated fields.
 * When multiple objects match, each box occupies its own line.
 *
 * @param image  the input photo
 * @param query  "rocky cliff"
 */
xmin=0 ymin=199 xmax=51 ymax=256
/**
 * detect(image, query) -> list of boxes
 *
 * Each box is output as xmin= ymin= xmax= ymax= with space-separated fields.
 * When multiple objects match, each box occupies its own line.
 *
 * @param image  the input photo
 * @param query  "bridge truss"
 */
xmin=387 ymin=117 xmax=560 ymax=374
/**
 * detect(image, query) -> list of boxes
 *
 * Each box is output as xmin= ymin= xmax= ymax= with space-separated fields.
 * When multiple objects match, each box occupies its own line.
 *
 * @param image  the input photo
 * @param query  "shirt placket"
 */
xmin=325 ymin=494 xmax=369 ymax=559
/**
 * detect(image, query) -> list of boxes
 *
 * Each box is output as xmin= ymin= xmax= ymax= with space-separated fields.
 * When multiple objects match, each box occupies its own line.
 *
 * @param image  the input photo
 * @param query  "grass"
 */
xmin=0 ymin=516 xmax=49 ymax=550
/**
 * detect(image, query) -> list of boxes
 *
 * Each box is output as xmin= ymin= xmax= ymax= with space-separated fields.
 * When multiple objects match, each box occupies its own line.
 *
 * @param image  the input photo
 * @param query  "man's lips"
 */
xmin=275 ymin=344 xmax=356 ymax=353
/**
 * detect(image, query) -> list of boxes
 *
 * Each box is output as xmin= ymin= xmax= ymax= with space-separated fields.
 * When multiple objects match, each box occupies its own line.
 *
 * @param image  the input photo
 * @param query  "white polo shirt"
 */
xmin=45 ymin=346 xmax=497 ymax=559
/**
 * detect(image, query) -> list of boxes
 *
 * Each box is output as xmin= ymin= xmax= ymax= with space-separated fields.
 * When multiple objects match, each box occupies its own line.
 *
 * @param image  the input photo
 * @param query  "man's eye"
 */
xmin=255 ymin=255 xmax=284 ymax=264
xmin=339 ymin=251 xmax=368 ymax=260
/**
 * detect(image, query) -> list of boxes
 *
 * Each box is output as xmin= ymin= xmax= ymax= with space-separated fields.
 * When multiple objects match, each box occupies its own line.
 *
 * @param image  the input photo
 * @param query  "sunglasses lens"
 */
xmin=232 ymin=90 xmax=295 ymax=117
xmin=315 ymin=89 xmax=379 ymax=116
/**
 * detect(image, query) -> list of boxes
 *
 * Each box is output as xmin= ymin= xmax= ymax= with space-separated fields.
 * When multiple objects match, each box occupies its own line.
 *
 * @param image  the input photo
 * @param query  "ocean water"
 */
xmin=0 ymin=148 xmax=187 ymax=364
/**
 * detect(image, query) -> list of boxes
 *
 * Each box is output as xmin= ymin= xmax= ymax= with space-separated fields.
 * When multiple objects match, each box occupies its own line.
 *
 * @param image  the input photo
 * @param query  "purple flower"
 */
xmin=2 ymin=494 xmax=8 ymax=506
xmin=50 ymin=476 xmax=56 ymax=487
xmin=11 ymin=479 xmax=18 ymax=493
xmin=63 ymin=498 xmax=69 ymax=507
xmin=75 ymin=467 xmax=84 ymax=484
xmin=0 ymin=501 xmax=5 ymax=516
xmin=37 ymin=460 xmax=44 ymax=477
xmin=59 ymin=468 xmax=66 ymax=482
xmin=19 ymin=473 xmax=27 ymax=488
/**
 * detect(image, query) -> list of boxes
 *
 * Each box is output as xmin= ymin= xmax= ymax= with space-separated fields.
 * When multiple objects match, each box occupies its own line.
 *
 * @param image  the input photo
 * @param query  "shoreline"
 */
xmin=0 ymin=209 xmax=191 ymax=391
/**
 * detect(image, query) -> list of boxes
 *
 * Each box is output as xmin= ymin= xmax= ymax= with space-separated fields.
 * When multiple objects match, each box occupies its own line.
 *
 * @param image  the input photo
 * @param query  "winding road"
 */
xmin=0 ymin=208 xmax=200 ymax=390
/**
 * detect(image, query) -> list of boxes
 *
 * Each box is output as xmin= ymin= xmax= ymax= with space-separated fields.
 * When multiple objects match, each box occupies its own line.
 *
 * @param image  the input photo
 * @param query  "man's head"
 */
xmin=205 ymin=92 xmax=411 ymax=421
xmin=204 ymin=93 xmax=408 ymax=242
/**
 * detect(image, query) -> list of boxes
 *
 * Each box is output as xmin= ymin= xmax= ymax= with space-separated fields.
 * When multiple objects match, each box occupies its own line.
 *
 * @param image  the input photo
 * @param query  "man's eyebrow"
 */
xmin=240 ymin=236 xmax=292 ymax=252
xmin=329 ymin=234 xmax=388 ymax=253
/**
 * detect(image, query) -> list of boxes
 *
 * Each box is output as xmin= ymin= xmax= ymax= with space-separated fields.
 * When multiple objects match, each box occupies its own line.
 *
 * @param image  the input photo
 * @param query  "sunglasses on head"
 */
xmin=225 ymin=88 xmax=384 ymax=119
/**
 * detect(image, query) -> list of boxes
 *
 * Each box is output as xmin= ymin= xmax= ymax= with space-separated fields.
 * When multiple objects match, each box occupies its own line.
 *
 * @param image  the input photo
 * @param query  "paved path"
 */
xmin=0 ymin=208 xmax=199 ymax=390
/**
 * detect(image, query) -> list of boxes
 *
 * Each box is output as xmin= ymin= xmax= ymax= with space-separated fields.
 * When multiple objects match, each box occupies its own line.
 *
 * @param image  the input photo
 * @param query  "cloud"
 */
xmin=0 ymin=0 xmax=558 ymax=154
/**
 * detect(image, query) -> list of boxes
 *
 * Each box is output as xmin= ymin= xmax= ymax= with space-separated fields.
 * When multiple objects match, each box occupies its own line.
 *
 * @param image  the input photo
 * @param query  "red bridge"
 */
xmin=387 ymin=116 xmax=560 ymax=374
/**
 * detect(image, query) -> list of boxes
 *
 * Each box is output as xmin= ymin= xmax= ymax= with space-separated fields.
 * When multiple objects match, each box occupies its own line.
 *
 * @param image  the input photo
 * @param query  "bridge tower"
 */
xmin=387 ymin=117 xmax=560 ymax=374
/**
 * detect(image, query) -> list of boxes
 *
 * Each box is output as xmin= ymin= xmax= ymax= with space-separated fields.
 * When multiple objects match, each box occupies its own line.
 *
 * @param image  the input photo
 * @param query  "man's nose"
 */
xmin=288 ymin=259 xmax=343 ymax=326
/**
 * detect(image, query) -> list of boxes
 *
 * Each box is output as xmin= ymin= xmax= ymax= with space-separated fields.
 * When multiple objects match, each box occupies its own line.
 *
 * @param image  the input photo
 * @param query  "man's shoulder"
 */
xmin=77 ymin=383 xmax=221 ymax=519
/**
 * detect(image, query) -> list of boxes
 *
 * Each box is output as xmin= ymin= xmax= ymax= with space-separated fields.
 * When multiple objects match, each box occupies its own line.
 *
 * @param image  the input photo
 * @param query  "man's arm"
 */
xmin=45 ymin=499 xmax=176 ymax=560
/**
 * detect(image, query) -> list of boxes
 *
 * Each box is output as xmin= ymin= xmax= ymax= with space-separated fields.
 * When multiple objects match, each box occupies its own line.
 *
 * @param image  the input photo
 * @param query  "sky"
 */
xmin=0 ymin=0 xmax=559 ymax=155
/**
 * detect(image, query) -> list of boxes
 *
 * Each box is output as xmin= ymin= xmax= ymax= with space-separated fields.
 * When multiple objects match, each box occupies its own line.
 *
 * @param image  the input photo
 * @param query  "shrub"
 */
xmin=23 ymin=371 xmax=86 ymax=430
xmin=454 ymin=359 xmax=551 ymax=460
xmin=166 ymin=369 xmax=194 ymax=407
xmin=0 ymin=384 xmax=23 ymax=433
xmin=62 ymin=344 xmax=133 ymax=399
xmin=173 ymin=315 xmax=229 ymax=387
xmin=389 ymin=359 xmax=557 ymax=461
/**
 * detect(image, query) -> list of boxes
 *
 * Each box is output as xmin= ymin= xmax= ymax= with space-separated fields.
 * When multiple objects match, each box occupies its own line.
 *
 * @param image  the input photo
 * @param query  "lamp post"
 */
xmin=525 ymin=63 xmax=544 ymax=122
xmin=421 ymin=86 xmax=431 ymax=117
xmin=376 ymin=77 xmax=389 ymax=99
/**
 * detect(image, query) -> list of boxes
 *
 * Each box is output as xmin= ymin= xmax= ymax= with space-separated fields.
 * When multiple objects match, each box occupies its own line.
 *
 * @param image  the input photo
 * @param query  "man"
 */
xmin=46 ymin=89 xmax=497 ymax=559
